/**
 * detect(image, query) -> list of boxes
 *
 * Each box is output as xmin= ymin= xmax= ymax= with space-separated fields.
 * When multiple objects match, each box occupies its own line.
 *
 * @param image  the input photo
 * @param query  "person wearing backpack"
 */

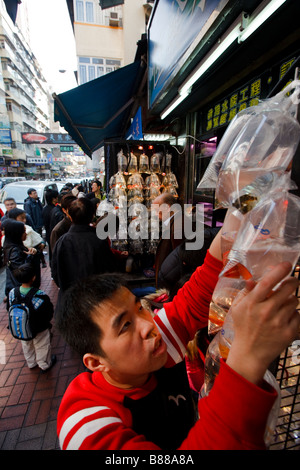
xmin=8 ymin=263 xmax=56 ymax=372
xmin=2 ymin=219 xmax=41 ymax=308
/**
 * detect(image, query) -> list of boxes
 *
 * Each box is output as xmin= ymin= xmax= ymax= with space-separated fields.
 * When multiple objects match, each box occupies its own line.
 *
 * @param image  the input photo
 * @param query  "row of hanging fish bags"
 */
xmin=108 ymin=150 xmax=179 ymax=209
xmin=116 ymin=149 xmax=173 ymax=175
xmin=197 ymin=80 xmax=300 ymax=447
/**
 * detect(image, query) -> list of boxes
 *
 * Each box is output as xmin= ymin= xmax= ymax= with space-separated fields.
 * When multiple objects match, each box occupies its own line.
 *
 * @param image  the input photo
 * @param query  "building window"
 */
xmin=79 ymin=57 xmax=90 ymax=64
xmin=76 ymin=0 xmax=95 ymax=23
xmin=88 ymin=66 xmax=95 ymax=81
xmin=78 ymin=56 xmax=121 ymax=84
xmin=86 ymin=2 xmax=94 ymax=23
xmin=76 ymin=0 xmax=84 ymax=21
xmin=97 ymin=66 xmax=104 ymax=78
xmin=79 ymin=65 xmax=87 ymax=84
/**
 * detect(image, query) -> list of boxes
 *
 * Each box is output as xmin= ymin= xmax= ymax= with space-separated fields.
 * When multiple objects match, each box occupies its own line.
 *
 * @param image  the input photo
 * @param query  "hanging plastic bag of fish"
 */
xmin=197 ymin=80 xmax=300 ymax=213
xmin=208 ymin=182 xmax=300 ymax=335
xmin=215 ymin=80 xmax=300 ymax=212
xmin=202 ymin=308 xmax=281 ymax=448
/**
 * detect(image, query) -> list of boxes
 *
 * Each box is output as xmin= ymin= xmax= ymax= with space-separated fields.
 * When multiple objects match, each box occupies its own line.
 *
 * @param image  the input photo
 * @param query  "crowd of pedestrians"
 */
xmin=0 ymin=179 xmax=108 ymax=373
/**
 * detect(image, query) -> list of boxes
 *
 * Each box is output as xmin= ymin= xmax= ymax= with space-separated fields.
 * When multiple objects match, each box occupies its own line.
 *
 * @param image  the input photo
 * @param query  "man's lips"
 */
xmin=152 ymin=335 xmax=166 ymax=356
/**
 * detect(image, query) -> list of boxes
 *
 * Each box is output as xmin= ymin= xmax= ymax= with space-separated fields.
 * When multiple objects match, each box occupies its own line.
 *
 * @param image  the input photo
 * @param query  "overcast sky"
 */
xmin=25 ymin=0 xmax=78 ymax=94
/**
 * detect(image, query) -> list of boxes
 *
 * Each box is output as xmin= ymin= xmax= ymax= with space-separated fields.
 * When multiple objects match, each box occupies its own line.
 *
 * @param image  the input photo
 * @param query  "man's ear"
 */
xmin=83 ymin=353 xmax=110 ymax=373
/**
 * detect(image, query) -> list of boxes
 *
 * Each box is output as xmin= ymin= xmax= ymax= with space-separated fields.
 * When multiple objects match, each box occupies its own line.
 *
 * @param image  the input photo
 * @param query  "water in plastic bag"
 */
xmin=208 ymin=187 xmax=300 ymax=335
xmin=208 ymin=276 xmax=246 ymax=335
xmin=203 ymin=311 xmax=281 ymax=447
xmin=197 ymin=80 xmax=300 ymax=209
xmin=128 ymin=152 xmax=138 ymax=173
xmin=224 ymin=190 xmax=300 ymax=282
xmin=117 ymin=150 xmax=128 ymax=173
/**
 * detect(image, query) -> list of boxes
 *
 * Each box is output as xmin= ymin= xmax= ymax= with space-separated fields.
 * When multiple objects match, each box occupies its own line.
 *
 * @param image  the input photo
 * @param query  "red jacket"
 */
xmin=57 ymin=251 xmax=277 ymax=450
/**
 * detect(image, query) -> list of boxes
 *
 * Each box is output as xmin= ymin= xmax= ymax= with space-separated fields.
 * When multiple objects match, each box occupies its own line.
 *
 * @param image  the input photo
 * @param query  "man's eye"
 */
xmin=121 ymin=321 xmax=131 ymax=333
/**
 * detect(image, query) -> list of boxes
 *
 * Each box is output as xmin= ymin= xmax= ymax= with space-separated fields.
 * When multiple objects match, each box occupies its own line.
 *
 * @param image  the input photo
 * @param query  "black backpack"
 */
xmin=8 ymin=287 xmax=39 ymax=341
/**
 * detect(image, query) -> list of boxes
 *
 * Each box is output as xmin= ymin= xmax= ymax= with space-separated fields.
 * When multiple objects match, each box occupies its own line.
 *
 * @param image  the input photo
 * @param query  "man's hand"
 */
xmin=226 ymin=261 xmax=299 ymax=385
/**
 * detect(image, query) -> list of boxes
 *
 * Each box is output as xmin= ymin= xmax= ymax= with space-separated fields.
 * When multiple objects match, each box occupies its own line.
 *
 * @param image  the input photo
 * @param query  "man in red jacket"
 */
xmin=56 ymin=229 xmax=299 ymax=450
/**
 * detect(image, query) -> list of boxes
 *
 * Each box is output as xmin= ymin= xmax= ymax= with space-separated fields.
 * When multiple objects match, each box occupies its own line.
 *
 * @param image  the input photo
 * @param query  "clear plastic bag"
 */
xmin=165 ymin=152 xmax=172 ymax=174
xmin=220 ymin=207 xmax=245 ymax=265
xmin=128 ymin=152 xmax=138 ymax=173
xmin=223 ymin=189 xmax=300 ymax=282
xmin=150 ymin=153 xmax=161 ymax=173
xmin=203 ymin=311 xmax=281 ymax=447
xmin=139 ymin=153 xmax=150 ymax=173
xmin=197 ymin=80 xmax=300 ymax=209
xmin=208 ymin=182 xmax=300 ymax=335
xmin=117 ymin=149 xmax=128 ymax=173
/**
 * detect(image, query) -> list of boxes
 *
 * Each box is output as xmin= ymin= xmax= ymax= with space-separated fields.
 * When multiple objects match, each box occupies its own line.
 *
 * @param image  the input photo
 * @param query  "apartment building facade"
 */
xmin=70 ymin=0 xmax=150 ymax=173
xmin=0 ymin=0 xmax=53 ymax=177
xmin=73 ymin=0 xmax=148 ymax=85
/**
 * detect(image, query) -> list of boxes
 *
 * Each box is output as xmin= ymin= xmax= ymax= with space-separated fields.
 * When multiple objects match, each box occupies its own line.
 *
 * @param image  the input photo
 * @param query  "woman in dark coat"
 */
xmin=2 ymin=219 xmax=41 ymax=307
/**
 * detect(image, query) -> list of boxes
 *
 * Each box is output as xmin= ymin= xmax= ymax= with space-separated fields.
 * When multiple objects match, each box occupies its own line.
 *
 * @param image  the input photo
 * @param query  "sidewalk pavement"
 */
xmin=0 ymin=261 xmax=85 ymax=450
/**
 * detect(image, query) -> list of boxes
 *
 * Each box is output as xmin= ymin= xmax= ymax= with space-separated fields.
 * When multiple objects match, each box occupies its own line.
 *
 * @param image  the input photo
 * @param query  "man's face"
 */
xmin=29 ymin=190 xmax=38 ymax=199
xmin=90 ymin=287 xmax=167 ymax=388
xmin=4 ymin=199 xmax=16 ymax=212
xmin=92 ymin=182 xmax=98 ymax=192
xmin=16 ymin=214 xmax=26 ymax=224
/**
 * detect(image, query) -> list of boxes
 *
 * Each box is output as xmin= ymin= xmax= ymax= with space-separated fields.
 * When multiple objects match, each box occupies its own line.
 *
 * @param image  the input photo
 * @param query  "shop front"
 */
xmin=146 ymin=0 xmax=300 ymax=450
xmin=147 ymin=0 xmax=300 ymax=227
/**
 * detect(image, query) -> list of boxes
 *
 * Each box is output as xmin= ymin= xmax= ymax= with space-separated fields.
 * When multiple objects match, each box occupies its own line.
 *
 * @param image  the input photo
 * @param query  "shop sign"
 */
xmin=205 ymin=78 xmax=261 ymax=132
xmin=0 ymin=157 xmax=4 ymax=165
xmin=148 ymin=0 xmax=228 ymax=108
xmin=27 ymin=157 xmax=48 ymax=165
xmin=60 ymin=145 xmax=74 ymax=152
xmin=25 ymin=167 xmax=37 ymax=174
xmin=0 ymin=129 xmax=12 ymax=144
xmin=203 ymin=55 xmax=300 ymax=134
xmin=0 ymin=166 xmax=7 ymax=174
xmin=9 ymin=160 xmax=19 ymax=167
xmin=2 ymin=148 xmax=13 ymax=156
xmin=126 ymin=106 xmax=143 ymax=140
xmin=21 ymin=132 xmax=75 ymax=145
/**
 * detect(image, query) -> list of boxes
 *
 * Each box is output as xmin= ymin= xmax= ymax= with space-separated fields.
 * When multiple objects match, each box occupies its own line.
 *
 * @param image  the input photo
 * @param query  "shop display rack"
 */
xmin=270 ymin=263 xmax=300 ymax=450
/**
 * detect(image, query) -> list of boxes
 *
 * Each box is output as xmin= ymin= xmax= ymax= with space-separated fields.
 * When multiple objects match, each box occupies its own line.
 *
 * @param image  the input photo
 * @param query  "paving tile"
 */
xmin=0 ymin=429 xmax=21 ymax=450
xmin=1 ymin=403 xmax=28 ymax=419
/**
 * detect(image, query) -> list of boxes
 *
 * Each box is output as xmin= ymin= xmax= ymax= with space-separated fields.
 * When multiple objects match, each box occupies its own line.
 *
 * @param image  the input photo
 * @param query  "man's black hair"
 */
xmin=61 ymin=194 xmax=77 ymax=210
xmin=68 ymin=197 xmax=95 ymax=224
xmin=45 ymin=188 xmax=59 ymax=205
xmin=27 ymin=188 xmax=36 ymax=195
xmin=57 ymin=273 xmax=127 ymax=358
xmin=12 ymin=263 xmax=36 ymax=284
xmin=3 ymin=197 xmax=15 ymax=203
xmin=8 ymin=208 xmax=26 ymax=220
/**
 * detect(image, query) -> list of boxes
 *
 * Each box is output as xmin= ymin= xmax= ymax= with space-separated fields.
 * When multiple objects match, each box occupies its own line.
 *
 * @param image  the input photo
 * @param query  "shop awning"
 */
xmin=99 ymin=1 xmax=124 ymax=9
xmin=53 ymin=60 xmax=144 ymax=158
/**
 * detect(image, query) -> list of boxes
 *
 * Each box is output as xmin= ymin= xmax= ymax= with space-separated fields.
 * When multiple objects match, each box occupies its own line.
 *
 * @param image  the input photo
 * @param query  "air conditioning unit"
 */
xmin=109 ymin=11 xmax=120 ymax=26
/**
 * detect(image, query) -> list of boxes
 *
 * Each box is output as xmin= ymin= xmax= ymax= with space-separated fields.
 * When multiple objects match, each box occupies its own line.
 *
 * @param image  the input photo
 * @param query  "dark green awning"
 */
xmin=53 ymin=61 xmax=143 ymax=157
xmin=99 ymin=0 xmax=124 ymax=10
